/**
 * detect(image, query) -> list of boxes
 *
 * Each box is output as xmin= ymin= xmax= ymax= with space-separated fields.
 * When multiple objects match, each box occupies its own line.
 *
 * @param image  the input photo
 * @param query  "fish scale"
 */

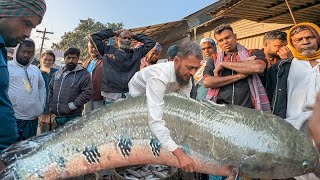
xmin=0 ymin=94 xmax=318 ymax=180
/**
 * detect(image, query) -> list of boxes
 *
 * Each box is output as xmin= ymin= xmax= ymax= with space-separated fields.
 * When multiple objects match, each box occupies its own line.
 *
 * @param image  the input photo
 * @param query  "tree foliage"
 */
xmin=52 ymin=18 xmax=123 ymax=61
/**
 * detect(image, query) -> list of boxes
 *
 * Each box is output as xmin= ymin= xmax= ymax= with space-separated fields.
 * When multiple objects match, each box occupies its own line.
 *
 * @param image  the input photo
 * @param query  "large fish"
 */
xmin=0 ymin=94 xmax=318 ymax=179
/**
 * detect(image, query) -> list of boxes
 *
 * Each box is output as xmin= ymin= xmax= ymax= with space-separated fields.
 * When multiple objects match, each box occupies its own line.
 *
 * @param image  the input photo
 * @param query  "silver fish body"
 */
xmin=0 ymin=94 xmax=318 ymax=179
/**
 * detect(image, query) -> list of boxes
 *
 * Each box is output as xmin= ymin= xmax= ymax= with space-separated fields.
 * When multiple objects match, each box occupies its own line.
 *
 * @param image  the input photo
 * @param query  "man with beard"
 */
xmin=8 ymin=38 xmax=46 ymax=140
xmin=140 ymin=42 xmax=162 ymax=69
xmin=38 ymin=51 xmax=58 ymax=133
xmin=266 ymin=22 xmax=320 ymax=180
xmin=203 ymin=24 xmax=269 ymax=112
xmin=49 ymin=48 xmax=92 ymax=128
xmin=91 ymin=29 xmax=155 ymax=105
xmin=0 ymin=0 xmax=46 ymax=157
xmin=128 ymin=41 xmax=202 ymax=173
xmin=263 ymin=30 xmax=293 ymax=68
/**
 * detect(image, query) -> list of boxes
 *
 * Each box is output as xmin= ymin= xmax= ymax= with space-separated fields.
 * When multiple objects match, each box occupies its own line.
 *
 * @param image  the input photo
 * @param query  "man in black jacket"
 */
xmin=49 ymin=48 xmax=92 ymax=128
xmin=91 ymin=29 xmax=156 ymax=104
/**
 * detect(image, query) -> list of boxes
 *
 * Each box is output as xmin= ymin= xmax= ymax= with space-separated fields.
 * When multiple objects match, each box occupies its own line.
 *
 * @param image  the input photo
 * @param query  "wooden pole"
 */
xmin=284 ymin=0 xmax=297 ymax=24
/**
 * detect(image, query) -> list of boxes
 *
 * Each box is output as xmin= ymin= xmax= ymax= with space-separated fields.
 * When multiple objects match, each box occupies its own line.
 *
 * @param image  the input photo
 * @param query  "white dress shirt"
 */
xmin=286 ymin=58 xmax=320 ymax=129
xmin=128 ymin=61 xmax=192 ymax=152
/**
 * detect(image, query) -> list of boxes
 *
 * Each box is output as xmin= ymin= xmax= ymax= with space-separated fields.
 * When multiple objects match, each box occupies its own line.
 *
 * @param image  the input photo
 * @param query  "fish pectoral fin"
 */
xmin=225 ymin=167 xmax=239 ymax=180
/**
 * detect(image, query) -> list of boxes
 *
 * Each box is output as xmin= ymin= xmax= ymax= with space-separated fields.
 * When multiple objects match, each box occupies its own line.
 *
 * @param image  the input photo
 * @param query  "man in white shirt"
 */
xmin=275 ymin=22 xmax=320 ymax=180
xmin=128 ymin=41 xmax=202 ymax=172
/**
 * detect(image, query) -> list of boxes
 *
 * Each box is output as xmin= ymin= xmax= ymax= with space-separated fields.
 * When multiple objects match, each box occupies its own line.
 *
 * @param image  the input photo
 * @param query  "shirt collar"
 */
xmin=169 ymin=61 xmax=177 ymax=83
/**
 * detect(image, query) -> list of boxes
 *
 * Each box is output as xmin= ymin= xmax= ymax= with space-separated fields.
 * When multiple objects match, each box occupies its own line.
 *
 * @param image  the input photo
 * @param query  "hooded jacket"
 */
xmin=7 ymin=38 xmax=46 ymax=120
xmin=0 ymin=35 xmax=18 ymax=152
xmin=49 ymin=64 xmax=92 ymax=116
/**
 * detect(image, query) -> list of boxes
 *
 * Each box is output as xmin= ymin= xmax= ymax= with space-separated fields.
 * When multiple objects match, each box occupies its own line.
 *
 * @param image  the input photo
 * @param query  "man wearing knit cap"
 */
xmin=0 ymin=0 xmax=46 ymax=170
xmin=193 ymin=37 xmax=217 ymax=101
xmin=266 ymin=22 xmax=320 ymax=179
xmin=140 ymin=42 xmax=162 ymax=69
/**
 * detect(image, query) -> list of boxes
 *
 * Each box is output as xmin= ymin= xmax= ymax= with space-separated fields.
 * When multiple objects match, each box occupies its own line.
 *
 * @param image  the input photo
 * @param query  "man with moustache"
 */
xmin=38 ymin=51 xmax=58 ymax=133
xmin=128 ymin=41 xmax=202 ymax=174
xmin=0 ymin=0 xmax=46 ymax=157
xmin=266 ymin=22 xmax=320 ymax=180
xmin=49 ymin=48 xmax=92 ymax=128
xmin=140 ymin=42 xmax=162 ymax=69
xmin=262 ymin=30 xmax=293 ymax=69
xmin=8 ymin=38 xmax=46 ymax=141
xmin=203 ymin=24 xmax=269 ymax=112
xmin=90 ymin=29 xmax=155 ymax=105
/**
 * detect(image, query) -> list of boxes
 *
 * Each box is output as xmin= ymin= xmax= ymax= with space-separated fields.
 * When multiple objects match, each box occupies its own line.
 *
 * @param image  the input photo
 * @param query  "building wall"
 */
xmin=192 ymin=19 xmax=293 ymax=51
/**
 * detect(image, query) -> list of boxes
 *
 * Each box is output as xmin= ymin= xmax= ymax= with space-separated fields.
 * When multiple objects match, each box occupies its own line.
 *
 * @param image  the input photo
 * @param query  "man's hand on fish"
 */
xmin=172 ymin=147 xmax=195 ymax=172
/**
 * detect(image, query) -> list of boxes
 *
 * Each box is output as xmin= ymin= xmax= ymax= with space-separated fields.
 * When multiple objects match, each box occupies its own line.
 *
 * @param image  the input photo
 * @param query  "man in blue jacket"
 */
xmin=0 ymin=0 xmax=46 ymax=170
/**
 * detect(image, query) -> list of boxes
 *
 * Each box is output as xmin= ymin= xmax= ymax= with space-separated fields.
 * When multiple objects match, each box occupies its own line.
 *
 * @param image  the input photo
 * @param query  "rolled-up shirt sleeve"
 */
xmin=146 ymin=77 xmax=179 ymax=152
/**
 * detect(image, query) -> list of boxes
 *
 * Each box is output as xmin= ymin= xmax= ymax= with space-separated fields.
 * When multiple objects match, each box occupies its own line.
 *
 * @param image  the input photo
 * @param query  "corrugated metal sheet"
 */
xmin=184 ymin=0 xmax=232 ymax=28
xmin=210 ymin=0 xmax=320 ymax=24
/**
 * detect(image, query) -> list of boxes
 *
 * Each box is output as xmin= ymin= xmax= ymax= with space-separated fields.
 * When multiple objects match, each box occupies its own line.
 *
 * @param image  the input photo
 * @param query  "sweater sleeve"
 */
xmin=91 ymin=29 xmax=115 ymax=56
xmin=134 ymin=33 xmax=156 ymax=57
xmin=73 ymin=72 xmax=93 ymax=108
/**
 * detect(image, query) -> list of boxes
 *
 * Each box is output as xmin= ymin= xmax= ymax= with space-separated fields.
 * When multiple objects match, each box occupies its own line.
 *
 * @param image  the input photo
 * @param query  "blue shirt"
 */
xmin=0 ymin=35 xmax=18 ymax=152
xmin=86 ymin=58 xmax=97 ymax=74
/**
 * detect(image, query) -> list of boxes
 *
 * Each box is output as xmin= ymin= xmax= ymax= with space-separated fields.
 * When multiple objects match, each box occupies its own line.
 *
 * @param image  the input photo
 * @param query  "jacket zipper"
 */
xmin=56 ymin=74 xmax=66 ymax=116
xmin=272 ymin=61 xmax=285 ymax=113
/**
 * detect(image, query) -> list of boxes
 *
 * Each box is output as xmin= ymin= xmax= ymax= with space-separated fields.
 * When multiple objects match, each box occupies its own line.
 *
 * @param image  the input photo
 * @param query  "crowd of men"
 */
xmin=1 ymin=1 xmax=320 ymax=180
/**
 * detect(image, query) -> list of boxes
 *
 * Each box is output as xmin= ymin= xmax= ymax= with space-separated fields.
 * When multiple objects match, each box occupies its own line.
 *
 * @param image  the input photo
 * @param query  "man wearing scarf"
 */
xmin=203 ymin=24 xmax=270 ymax=112
xmin=267 ymin=22 xmax=320 ymax=180
xmin=0 ymin=0 xmax=46 ymax=170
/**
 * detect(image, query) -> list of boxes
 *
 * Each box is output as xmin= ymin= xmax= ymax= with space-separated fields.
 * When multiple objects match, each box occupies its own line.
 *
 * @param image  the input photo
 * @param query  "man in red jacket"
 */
xmin=83 ymin=40 xmax=104 ymax=114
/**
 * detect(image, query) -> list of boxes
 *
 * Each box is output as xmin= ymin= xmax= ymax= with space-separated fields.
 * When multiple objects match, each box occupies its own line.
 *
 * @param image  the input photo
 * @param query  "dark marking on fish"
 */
xmin=117 ymin=137 xmax=132 ymax=157
xmin=150 ymin=137 xmax=161 ymax=157
xmin=56 ymin=156 xmax=66 ymax=168
xmin=72 ymin=147 xmax=80 ymax=153
xmin=83 ymin=146 xmax=101 ymax=164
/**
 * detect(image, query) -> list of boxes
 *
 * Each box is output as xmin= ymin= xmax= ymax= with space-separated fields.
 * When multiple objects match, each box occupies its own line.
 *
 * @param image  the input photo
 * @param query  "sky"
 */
xmin=30 ymin=0 xmax=217 ymax=51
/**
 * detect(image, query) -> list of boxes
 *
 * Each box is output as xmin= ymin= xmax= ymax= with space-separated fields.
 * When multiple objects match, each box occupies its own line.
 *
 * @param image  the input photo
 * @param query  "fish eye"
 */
xmin=302 ymin=160 xmax=309 ymax=170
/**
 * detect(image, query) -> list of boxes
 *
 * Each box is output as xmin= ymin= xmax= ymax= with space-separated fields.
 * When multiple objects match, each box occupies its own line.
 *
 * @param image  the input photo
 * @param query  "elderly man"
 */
xmin=193 ymin=37 xmax=217 ymax=101
xmin=203 ymin=24 xmax=269 ymax=111
xmin=140 ymin=42 xmax=162 ymax=69
xmin=267 ymin=22 xmax=320 ymax=180
xmin=0 ymin=0 xmax=46 ymax=171
xmin=263 ymin=30 xmax=293 ymax=68
xmin=129 ymin=41 xmax=202 ymax=173
xmin=91 ymin=29 xmax=155 ymax=105
xmin=39 ymin=51 xmax=58 ymax=133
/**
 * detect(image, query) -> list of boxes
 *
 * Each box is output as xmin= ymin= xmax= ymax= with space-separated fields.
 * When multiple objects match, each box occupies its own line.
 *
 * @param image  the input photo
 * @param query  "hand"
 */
xmin=277 ymin=46 xmax=293 ymax=60
xmin=213 ymin=63 xmax=224 ymax=77
xmin=172 ymin=148 xmax=195 ymax=172
xmin=113 ymin=30 xmax=122 ymax=37
xmin=244 ymin=56 xmax=256 ymax=61
xmin=237 ymin=73 xmax=248 ymax=79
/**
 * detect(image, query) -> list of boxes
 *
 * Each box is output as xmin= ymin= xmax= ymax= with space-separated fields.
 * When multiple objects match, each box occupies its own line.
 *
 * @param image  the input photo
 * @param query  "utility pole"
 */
xmin=36 ymin=28 xmax=54 ymax=59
